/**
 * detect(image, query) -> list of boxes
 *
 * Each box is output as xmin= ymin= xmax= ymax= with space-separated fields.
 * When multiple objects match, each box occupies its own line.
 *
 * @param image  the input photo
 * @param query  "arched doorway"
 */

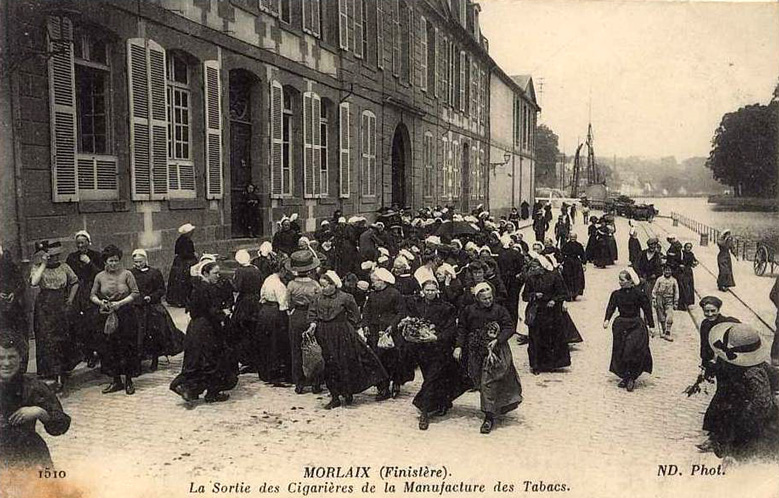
xmin=391 ymin=123 xmax=411 ymax=208
xmin=229 ymin=69 xmax=260 ymax=238
xmin=461 ymin=142 xmax=470 ymax=213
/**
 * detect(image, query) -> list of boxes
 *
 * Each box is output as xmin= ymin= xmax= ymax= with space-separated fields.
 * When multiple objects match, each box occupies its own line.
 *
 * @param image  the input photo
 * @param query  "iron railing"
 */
xmin=671 ymin=212 xmax=756 ymax=261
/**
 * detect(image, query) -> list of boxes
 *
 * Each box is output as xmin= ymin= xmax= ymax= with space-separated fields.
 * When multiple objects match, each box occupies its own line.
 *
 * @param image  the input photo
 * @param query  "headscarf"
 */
xmin=131 ymin=248 xmax=148 ymax=259
xmin=324 ymin=270 xmax=342 ymax=289
xmin=623 ymin=267 xmax=641 ymax=286
xmin=74 ymin=230 xmax=92 ymax=244
xmin=473 ymin=282 xmax=492 ymax=296
xmin=235 ymin=249 xmax=251 ymax=266
xmin=259 ymin=241 xmax=273 ymax=257
xmin=373 ymin=267 xmax=396 ymax=285
xmin=528 ymin=250 xmax=554 ymax=272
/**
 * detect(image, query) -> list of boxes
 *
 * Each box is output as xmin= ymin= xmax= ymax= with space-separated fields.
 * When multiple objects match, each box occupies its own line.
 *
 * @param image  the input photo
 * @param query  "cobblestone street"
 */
xmin=34 ymin=216 xmax=779 ymax=498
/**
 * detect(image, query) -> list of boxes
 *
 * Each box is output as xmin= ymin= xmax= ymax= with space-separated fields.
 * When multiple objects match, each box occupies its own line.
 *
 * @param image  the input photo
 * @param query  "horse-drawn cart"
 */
xmin=753 ymin=242 xmax=778 ymax=276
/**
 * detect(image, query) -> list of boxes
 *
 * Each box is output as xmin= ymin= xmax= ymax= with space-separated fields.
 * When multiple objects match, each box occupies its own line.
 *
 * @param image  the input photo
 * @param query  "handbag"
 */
xmin=104 ymin=311 xmax=119 ymax=335
xmin=301 ymin=334 xmax=324 ymax=379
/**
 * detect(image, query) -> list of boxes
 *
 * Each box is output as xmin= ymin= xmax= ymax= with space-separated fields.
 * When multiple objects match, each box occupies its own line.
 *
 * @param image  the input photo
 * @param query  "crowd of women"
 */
xmin=2 ymin=200 xmax=779 ymax=471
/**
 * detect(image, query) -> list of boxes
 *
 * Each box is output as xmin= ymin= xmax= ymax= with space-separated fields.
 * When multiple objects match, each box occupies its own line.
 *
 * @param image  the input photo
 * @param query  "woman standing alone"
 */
xmin=716 ymin=230 xmax=737 ymax=292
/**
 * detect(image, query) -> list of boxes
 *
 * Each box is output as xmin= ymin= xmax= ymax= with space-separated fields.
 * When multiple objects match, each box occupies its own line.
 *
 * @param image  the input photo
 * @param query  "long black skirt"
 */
xmin=367 ymin=329 xmax=416 ymax=386
xmin=255 ymin=303 xmax=291 ymax=383
xmin=527 ymin=307 xmax=571 ymax=372
xmin=609 ymin=316 xmax=653 ymax=380
xmin=96 ymin=305 xmax=141 ymax=378
xmin=34 ymin=289 xmax=79 ymax=377
xmin=315 ymin=317 xmax=388 ymax=396
xmin=137 ymin=303 xmax=185 ymax=361
xmin=166 ymin=256 xmax=196 ymax=307
xmin=231 ymin=293 xmax=261 ymax=367
xmin=562 ymin=259 xmax=585 ymax=298
xmin=717 ymin=251 xmax=735 ymax=289
xmin=169 ymin=317 xmax=238 ymax=397
xmin=411 ymin=342 xmax=470 ymax=413
xmin=561 ymin=310 xmax=583 ymax=344
xmin=678 ymin=267 xmax=695 ymax=309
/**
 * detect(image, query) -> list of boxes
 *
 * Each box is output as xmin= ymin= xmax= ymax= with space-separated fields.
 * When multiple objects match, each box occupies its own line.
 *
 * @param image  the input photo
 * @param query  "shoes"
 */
xmin=294 ymin=385 xmax=305 ymax=395
xmin=125 ymin=382 xmax=136 ymax=395
xmin=204 ymin=392 xmax=230 ymax=403
xmin=375 ymin=390 xmax=391 ymax=402
xmin=324 ymin=398 xmax=342 ymax=410
xmin=343 ymin=394 xmax=353 ymax=405
xmin=516 ymin=335 xmax=529 ymax=345
xmin=171 ymin=384 xmax=198 ymax=402
xmin=696 ymin=440 xmax=715 ymax=453
xmin=312 ymin=384 xmax=323 ymax=394
xmin=480 ymin=417 xmax=494 ymax=434
xmin=102 ymin=382 xmax=124 ymax=394
xmin=390 ymin=383 xmax=401 ymax=399
xmin=149 ymin=358 xmax=159 ymax=372
xmin=531 ymin=368 xmax=540 ymax=376
xmin=238 ymin=365 xmax=256 ymax=375
xmin=626 ymin=379 xmax=635 ymax=392
xmin=418 ymin=413 xmax=430 ymax=431
xmin=617 ymin=378 xmax=628 ymax=388
xmin=433 ymin=406 xmax=449 ymax=417
xmin=662 ymin=334 xmax=673 ymax=342
xmin=86 ymin=354 xmax=98 ymax=369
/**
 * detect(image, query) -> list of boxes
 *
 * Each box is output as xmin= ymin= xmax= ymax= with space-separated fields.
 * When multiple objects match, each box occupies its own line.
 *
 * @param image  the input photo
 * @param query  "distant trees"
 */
xmin=706 ymin=102 xmax=778 ymax=198
xmin=535 ymin=124 xmax=560 ymax=188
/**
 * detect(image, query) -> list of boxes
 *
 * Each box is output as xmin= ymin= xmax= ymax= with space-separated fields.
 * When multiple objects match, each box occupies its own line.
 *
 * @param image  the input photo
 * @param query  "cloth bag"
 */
xmin=301 ymin=334 xmax=324 ymax=379
xmin=103 ymin=311 xmax=119 ymax=335
xmin=525 ymin=302 xmax=538 ymax=328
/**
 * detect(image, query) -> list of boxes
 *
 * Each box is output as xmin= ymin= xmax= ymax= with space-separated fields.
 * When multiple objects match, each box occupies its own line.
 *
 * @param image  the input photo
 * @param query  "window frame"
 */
xmin=360 ymin=110 xmax=377 ymax=197
xmin=165 ymin=52 xmax=196 ymax=198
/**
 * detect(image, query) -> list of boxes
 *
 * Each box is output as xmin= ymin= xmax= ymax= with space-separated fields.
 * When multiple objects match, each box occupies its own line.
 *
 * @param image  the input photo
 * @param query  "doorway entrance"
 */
xmin=229 ymin=70 xmax=259 ymax=238
xmin=391 ymin=123 xmax=410 ymax=208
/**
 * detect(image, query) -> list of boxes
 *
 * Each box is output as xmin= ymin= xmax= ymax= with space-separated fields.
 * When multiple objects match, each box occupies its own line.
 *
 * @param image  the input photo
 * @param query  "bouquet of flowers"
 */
xmin=398 ymin=317 xmax=438 ymax=343
xmin=682 ymin=369 xmax=714 ymax=397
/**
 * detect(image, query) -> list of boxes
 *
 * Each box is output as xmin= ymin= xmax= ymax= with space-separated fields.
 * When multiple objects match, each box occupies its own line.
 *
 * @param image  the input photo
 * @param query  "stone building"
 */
xmin=0 ymin=0 xmax=534 ymax=266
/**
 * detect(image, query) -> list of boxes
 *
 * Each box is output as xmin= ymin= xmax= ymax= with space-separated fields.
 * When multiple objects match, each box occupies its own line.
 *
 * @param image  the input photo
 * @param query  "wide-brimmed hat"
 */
xmin=34 ymin=240 xmax=63 ymax=256
xmin=708 ymin=322 xmax=772 ymax=367
xmin=178 ymin=223 xmax=196 ymax=234
xmin=285 ymin=250 xmax=320 ymax=274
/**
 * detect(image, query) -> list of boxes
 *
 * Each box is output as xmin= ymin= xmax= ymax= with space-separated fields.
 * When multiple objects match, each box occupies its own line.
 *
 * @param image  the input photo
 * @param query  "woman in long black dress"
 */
xmin=716 ymin=230 xmax=736 ymax=292
xmin=585 ymin=217 xmax=599 ymax=263
xmin=90 ymin=245 xmax=140 ymax=395
xmin=167 ymin=224 xmax=197 ymax=307
xmin=0 ymin=332 xmax=70 ymax=470
xmin=561 ymin=233 xmax=586 ymax=300
xmin=305 ymin=271 xmax=388 ymax=409
xmin=402 ymin=279 xmax=470 ymax=430
xmin=677 ymin=243 xmax=698 ymax=311
xmin=455 ymin=284 xmax=522 ymax=434
xmin=130 ymin=249 xmax=184 ymax=372
xmin=603 ymin=268 xmax=655 ymax=392
xmin=628 ymin=229 xmax=642 ymax=267
xmin=170 ymin=262 xmax=237 ymax=403
xmin=522 ymin=254 xmax=571 ymax=374
xmin=65 ymin=230 xmax=104 ymax=368
xmin=363 ymin=268 xmax=414 ymax=400
xmin=30 ymin=241 xmax=79 ymax=392
xmin=231 ymin=249 xmax=264 ymax=374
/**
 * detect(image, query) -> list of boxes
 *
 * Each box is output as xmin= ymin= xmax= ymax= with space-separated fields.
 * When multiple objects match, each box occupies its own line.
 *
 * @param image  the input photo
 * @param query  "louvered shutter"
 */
xmin=433 ymin=28 xmax=439 ymax=98
xmin=303 ymin=92 xmax=313 ymax=197
xmin=47 ymin=16 xmax=78 ymax=202
xmin=419 ymin=17 xmax=427 ymax=91
xmin=353 ymin=0 xmax=363 ymax=58
xmin=338 ymin=0 xmax=349 ymax=50
xmin=270 ymin=80 xmax=283 ymax=198
xmin=369 ymin=113 xmax=376 ymax=196
xmin=459 ymin=51 xmax=466 ymax=112
xmin=312 ymin=94 xmax=322 ymax=196
xmin=204 ymin=60 xmax=223 ymax=199
xmin=392 ymin=0 xmax=400 ymax=76
xmin=376 ymin=0 xmax=384 ymax=69
xmin=149 ymin=41 xmax=168 ymax=199
xmin=339 ymin=102 xmax=350 ymax=198
xmin=128 ymin=38 xmax=151 ymax=200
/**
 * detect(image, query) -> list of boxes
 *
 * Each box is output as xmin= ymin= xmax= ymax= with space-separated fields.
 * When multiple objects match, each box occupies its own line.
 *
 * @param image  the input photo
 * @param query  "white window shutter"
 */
xmin=339 ymin=102 xmax=350 ymax=198
xmin=204 ymin=60 xmax=223 ymax=200
xmin=392 ymin=0 xmax=400 ymax=76
xmin=312 ymin=94 xmax=322 ymax=196
xmin=376 ymin=0 xmax=384 ymax=69
xmin=338 ymin=0 xmax=349 ymax=50
xmin=369 ymin=113 xmax=376 ymax=196
xmin=303 ymin=92 xmax=313 ymax=197
xmin=419 ymin=17 xmax=427 ymax=91
xmin=128 ymin=38 xmax=151 ymax=200
xmin=459 ymin=51 xmax=466 ymax=112
xmin=148 ymin=41 xmax=168 ymax=199
xmin=47 ymin=16 xmax=78 ymax=203
xmin=270 ymin=80 xmax=283 ymax=198
xmin=354 ymin=0 xmax=364 ymax=58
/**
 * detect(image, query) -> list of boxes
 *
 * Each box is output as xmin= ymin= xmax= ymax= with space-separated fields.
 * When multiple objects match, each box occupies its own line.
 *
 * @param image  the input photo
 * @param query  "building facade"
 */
xmin=1 ymin=0 xmax=533 ymax=265
xmin=488 ymin=71 xmax=538 ymax=219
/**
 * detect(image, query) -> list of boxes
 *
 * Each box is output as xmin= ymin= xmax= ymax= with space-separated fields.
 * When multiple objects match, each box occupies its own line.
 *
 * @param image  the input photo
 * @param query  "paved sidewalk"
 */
xmin=32 ymin=215 xmax=779 ymax=498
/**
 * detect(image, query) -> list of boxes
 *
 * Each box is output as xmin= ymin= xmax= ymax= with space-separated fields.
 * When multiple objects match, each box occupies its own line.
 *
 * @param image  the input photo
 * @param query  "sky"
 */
xmin=479 ymin=0 xmax=779 ymax=160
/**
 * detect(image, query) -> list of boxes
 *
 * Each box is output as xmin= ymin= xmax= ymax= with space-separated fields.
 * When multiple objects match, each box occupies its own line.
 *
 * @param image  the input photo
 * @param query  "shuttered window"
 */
xmin=338 ymin=102 xmax=351 ymax=198
xmin=418 ymin=16 xmax=427 ymax=91
xmin=303 ymin=0 xmax=321 ymax=37
xmin=320 ymin=103 xmax=329 ymax=197
xmin=441 ymin=136 xmax=449 ymax=200
xmin=260 ymin=0 xmax=280 ymax=16
xmin=48 ymin=17 xmax=119 ymax=202
xmin=338 ymin=0 xmax=349 ymax=50
xmin=448 ymin=41 xmax=455 ymax=105
xmin=459 ymin=51 xmax=466 ymax=113
xmin=453 ymin=140 xmax=460 ymax=199
xmin=471 ymin=144 xmax=478 ymax=200
xmin=127 ymin=38 xmax=170 ymax=200
xmin=376 ymin=0 xmax=384 ymax=69
xmin=204 ymin=60 xmax=223 ymax=199
xmin=392 ymin=0 xmax=400 ymax=76
xmin=269 ymin=80 xmax=285 ymax=198
xmin=360 ymin=110 xmax=376 ymax=197
xmin=166 ymin=53 xmax=195 ymax=198
xmin=479 ymin=145 xmax=486 ymax=199
xmin=353 ymin=0 xmax=363 ymax=58
xmin=423 ymin=132 xmax=433 ymax=198
xmin=303 ymin=91 xmax=323 ymax=198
